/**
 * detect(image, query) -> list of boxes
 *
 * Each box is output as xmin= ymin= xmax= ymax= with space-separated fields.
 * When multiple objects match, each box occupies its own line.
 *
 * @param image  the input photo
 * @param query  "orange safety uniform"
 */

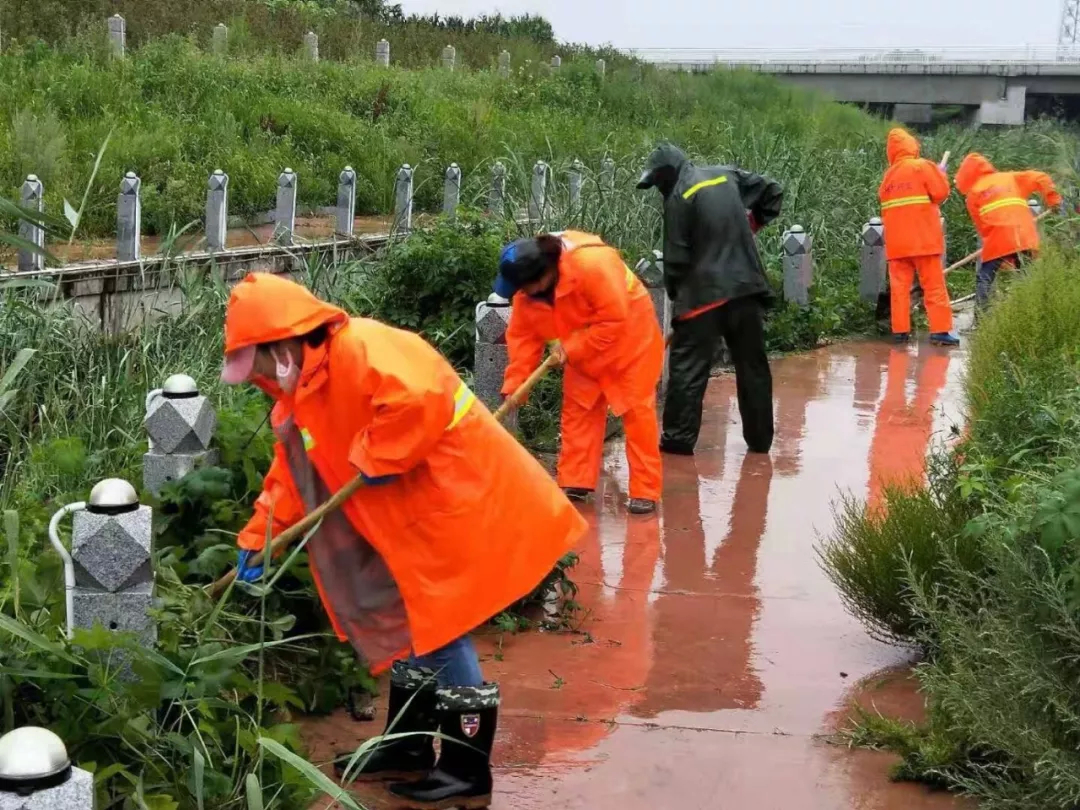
xmin=227 ymin=273 xmax=587 ymax=674
xmin=877 ymin=128 xmax=953 ymax=335
xmin=502 ymin=231 xmax=665 ymax=502
xmin=954 ymin=153 xmax=1061 ymax=262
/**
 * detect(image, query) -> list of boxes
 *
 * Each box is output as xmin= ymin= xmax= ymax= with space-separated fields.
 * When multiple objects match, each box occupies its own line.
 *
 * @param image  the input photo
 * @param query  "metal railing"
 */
xmin=625 ymin=45 xmax=1080 ymax=65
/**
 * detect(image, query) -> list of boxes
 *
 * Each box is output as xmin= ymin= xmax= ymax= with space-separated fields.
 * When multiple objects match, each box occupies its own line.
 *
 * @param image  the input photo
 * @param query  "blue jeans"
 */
xmin=408 ymin=634 xmax=483 ymax=688
xmin=976 ymin=253 xmax=1024 ymax=309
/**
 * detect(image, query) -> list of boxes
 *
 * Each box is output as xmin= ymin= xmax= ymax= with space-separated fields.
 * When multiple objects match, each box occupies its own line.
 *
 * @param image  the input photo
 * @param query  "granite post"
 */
xmin=858 ymin=217 xmax=886 ymax=303
xmin=443 ymin=163 xmax=461 ymax=219
xmin=441 ymin=44 xmax=456 ymax=71
xmin=17 ymin=175 xmax=44 ymax=273
xmin=143 ymin=374 xmax=218 ymax=497
xmin=781 ymin=225 xmax=813 ymax=307
xmin=212 ymin=23 xmax=228 ymax=55
xmin=108 ymin=14 xmax=125 ymax=59
xmin=497 ymin=50 xmax=510 ymax=78
xmin=475 ymin=295 xmax=516 ymax=432
xmin=274 ymin=168 xmax=297 ymax=246
xmin=394 ymin=164 xmax=414 ymax=233
xmin=304 ymin=31 xmax=319 ymax=62
xmin=70 ymin=478 xmax=155 ymax=673
xmin=528 ymin=160 xmax=548 ymax=224
xmin=206 ymin=170 xmax=229 ymax=253
xmin=376 ymin=39 xmax=390 ymax=67
xmin=489 ymin=161 xmax=506 ymax=217
xmin=336 ymin=166 xmax=357 ymax=237
xmin=568 ymin=159 xmax=584 ymax=216
xmin=116 ymin=172 xmax=141 ymax=263
xmin=0 ymin=728 xmax=95 ymax=809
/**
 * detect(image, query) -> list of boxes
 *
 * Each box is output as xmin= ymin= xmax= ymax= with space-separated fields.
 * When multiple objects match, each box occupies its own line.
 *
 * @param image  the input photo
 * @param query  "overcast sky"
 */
xmin=397 ymin=0 xmax=1062 ymax=50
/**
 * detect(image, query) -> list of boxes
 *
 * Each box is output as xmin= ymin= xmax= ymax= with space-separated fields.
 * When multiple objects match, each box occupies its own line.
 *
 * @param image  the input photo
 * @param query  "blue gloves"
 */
xmin=361 ymin=473 xmax=398 ymax=486
xmin=236 ymin=549 xmax=264 ymax=583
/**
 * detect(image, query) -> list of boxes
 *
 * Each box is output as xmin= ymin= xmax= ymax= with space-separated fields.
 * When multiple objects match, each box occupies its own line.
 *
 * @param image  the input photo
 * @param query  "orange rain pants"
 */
xmin=887 ymin=255 xmax=953 ymax=336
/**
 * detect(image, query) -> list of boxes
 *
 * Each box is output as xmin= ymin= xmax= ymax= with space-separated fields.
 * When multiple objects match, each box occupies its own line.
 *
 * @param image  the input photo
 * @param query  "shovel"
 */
xmin=207 ymin=354 xmax=560 ymax=598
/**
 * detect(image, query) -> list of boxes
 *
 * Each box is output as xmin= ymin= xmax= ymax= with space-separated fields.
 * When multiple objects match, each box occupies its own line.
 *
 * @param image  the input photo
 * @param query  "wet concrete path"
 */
xmin=302 ymin=339 xmax=973 ymax=810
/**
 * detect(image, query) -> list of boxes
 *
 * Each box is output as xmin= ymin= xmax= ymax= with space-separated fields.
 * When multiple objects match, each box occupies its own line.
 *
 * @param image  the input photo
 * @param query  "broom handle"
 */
xmin=945 ymin=208 xmax=1053 ymax=276
xmin=208 ymin=354 xmax=560 ymax=598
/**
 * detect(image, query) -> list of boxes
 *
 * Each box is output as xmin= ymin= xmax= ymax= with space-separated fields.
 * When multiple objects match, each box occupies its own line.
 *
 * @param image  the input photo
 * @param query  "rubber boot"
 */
xmin=628 ymin=498 xmax=657 ymax=515
xmin=388 ymin=683 xmax=499 ymax=810
xmin=929 ymin=332 xmax=960 ymax=347
xmin=562 ymin=487 xmax=592 ymax=502
xmin=334 ymin=662 xmax=437 ymax=782
xmin=892 ymin=333 xmax=911 ymax=344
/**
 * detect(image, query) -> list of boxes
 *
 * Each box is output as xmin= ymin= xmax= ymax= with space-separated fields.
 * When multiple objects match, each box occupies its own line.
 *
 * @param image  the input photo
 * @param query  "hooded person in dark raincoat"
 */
xmin=637 ymin=143 xmax=784 ymax=455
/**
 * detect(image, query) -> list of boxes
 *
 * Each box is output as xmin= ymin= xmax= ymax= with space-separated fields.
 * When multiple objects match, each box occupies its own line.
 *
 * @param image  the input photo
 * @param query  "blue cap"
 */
xmin=493 ymin=238 xmax=546 ymax=298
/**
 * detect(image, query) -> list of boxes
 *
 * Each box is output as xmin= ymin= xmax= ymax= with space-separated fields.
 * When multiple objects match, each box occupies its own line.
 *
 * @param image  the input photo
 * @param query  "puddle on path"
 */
xmin=301 ymin=339 xmax=973 ymax=810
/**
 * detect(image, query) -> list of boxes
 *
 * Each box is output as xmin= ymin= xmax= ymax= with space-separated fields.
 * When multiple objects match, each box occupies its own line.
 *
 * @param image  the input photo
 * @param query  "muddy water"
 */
xmin=301 ymin=340 xmax=973 ymax=810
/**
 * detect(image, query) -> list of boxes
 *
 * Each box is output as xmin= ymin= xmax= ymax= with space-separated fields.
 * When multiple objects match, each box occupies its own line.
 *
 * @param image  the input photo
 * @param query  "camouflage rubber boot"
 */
xmin=388 ymin=682 xmax=499 ymax=809
xmin=334 ymin=662 xmax=438 ymax=782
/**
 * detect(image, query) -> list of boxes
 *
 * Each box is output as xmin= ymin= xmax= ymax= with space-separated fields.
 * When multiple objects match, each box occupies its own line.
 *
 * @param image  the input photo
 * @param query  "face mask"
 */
xmin=270 ymin=346 xmax=301 ymax=394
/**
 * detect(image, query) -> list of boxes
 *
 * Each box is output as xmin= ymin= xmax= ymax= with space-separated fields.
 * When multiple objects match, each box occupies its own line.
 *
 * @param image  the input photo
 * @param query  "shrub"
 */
xmin=818 ymin=455 xmax=978 ymax=645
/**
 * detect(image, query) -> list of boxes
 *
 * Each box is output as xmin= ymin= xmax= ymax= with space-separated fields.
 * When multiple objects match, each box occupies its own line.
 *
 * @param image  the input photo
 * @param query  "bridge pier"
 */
xmin=893 ymin=103 xmax=933 ymax=125
xmin=976 ymin=85 xmax=1026 ymax=126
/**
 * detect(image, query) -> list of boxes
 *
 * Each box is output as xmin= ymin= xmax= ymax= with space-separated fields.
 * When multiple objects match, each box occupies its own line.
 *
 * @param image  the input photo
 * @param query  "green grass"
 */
xmin=824 ymin=242 xmax=1080 ymax=809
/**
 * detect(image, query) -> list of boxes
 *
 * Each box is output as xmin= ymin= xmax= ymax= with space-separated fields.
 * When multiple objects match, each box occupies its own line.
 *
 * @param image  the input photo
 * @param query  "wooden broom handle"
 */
xmin=945 ymin=208 xmax=1053 ymax=276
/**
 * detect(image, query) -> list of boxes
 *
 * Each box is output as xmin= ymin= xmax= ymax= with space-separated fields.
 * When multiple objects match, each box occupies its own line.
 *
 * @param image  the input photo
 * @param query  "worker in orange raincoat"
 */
xmin=220 ymin=272 xmax=587 ymax=809
xmin=877 ymin=128 xmax=958 ymax=347
xmin=495 ymin=231 xmax=665 ymax=515
xmin=954 ymin=152 xmax=1062 ymax=311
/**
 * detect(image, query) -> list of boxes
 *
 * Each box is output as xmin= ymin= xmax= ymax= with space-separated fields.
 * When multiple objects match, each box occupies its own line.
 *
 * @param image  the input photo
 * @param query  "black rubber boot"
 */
xmin=628 ymin=498 xmax=657 ymax=515
xmin=334 ymin=662 xmax=437 ymax=782
xmin=388 ymin=683 xmax=499 ymax=810
xmin=562 ymin=487 xmax=592 ymax=502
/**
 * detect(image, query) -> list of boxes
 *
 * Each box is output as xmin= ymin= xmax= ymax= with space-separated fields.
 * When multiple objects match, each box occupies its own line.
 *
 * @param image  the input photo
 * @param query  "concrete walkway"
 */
xmin=303 ymin=339 xmax=973 ymax=810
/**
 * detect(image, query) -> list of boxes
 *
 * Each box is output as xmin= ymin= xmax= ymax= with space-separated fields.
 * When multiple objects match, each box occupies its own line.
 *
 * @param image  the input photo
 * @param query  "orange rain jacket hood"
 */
xmin=954 ymin=153 xmax=1061 ymax=261
xmin=225 ymin=273 xmax=587 ymax=673
xmin=877 ymin=128 xmax=949 ymax=261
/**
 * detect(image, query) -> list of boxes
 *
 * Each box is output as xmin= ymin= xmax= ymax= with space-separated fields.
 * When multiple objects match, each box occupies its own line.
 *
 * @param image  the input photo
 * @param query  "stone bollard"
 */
xmin=274 ymin=168 xmax=297 ymax=246
xmin=596 ymin=58 xmax=606 ymax=78
xmin=143 ymin=374 xmax=218 ymax=497
xmin=489 ymin=161 xmax=506 ymax=217
xmin=376 ymin=39 xmax=390 ymax=67
xmin=550 ymin=55 xmax=561 ymax=71
xmin=781 ymin=225 xmax=813 ymax=307
xmin=394 ymin=164 xmax=414 ymax=233
xmin=498 ymin=50 xmax=510 ymax=78
xmin=304 ymin=31 xmax=319 ymax=62
xmin=600 ymin=157 xmax=615 ymax=194
xmin=529 ymin=160 xmax=549 ymax=223
xmin=635 ymin=250 xmax=672 ymax=396
xmin=71 ymin=478 xmax=155 ymax=663
xmin=206 ymin=170 xmax=229 ymax=253
xmin=859 ymin=217 xmax=886 ymax=303
xmin=444 ymin=163 xmax=461 ymax=219
xmin=17 ymin=175 xmax=44 ymax=273
xmin=212 ymin=23 xmax=228 ymax=55
xmin=108 ymin=14 xmax=125 ymax=58
xmin=568 ymin=159 xmax=584 ymax=216
xmin=0 ymin=727 xmax=95 ymax=809
xmin=336 ymin=166 xmax=357 ymax=237
xmin=116 ymin=172 xmax=141 ymax=263
xmin=441 ymin=44 xmax=456 ymax=71
xmin=475 ymin=295 xmax=516 ymax=432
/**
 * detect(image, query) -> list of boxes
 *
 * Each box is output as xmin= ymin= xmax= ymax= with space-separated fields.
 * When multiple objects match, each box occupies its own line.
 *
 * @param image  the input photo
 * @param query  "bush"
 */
xmin=818 ymin=456 xmax=978 ymax=645
xmin=833 ymin=245 xmax=1080 ymax=809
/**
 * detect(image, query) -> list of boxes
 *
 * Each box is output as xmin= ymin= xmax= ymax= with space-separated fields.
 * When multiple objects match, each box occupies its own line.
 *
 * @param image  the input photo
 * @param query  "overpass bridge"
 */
xmin=627 ymin=47 xmax=1080 ymax=125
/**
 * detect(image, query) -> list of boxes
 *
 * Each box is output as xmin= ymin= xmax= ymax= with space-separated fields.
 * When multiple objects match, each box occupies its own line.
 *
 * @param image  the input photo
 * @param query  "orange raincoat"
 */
xmin=878 ymin=128 xmax=953 ymax=335
xmin=502 ymin=231 xmax=665 ymax=501
xmin=954 ymin=153 xmax=1061 ymax=262
xmin=227 ymin=273 xmax=587 ymax=673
